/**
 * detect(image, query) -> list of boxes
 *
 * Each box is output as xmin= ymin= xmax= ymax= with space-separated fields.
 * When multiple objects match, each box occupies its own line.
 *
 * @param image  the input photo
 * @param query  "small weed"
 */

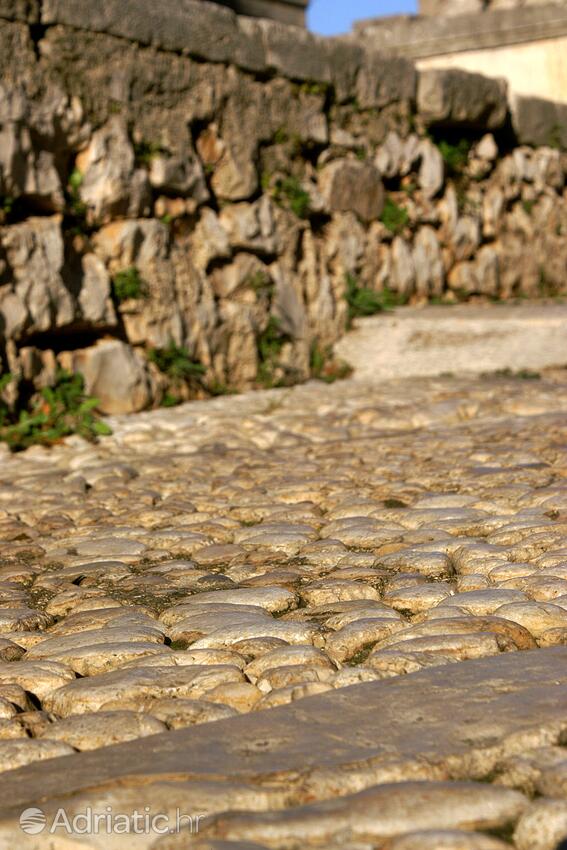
xmin=346 ymin=643 xmax=376 ymax=666
xmin=207 ymin=381 xmax=234 ymax=397
xmin=149 ymin=343 xmax=206 ymax=383
xmin=257 ymin=317 xmax=290 ymax=388
xmin=66 ymin=168 xmax=88 ymax=230
xmin=273 ymin=176 xmax=311 ymax=219
xmin=246 ymin=270 xmax=274 ymax=297
xmin=0 ymin=196 xmax=14 ymax=223
xmin=0 ymin=370 xmax=111 ymax=452
xmin=522 ymin=198 xmax=535 ymax=217
xmin=381 ymin=197 xmax=409 ymax=234
xmin=112 ymin=267 xmax=147 ymax=302
xmin=438 ymin=138 xmax=471 ymax=174
xmin=345 ymin=274 xmax=409 ymax=325
xmin=134 ymin=140 xmax=167 ymax=167
xmin=345 ymin=273 xmax=384 ymax=323
xmin=296 ymin=81 xmax=330 ymax=97
xmin=490 ymin=368 xmax=541 ymax=380
xmin=160 ymin=393 xmax=181 ymax=408
xmin=273 ymin=127 xmax=289 ymax=145
xmin=309 ymin=340 xmax=352 ymax=384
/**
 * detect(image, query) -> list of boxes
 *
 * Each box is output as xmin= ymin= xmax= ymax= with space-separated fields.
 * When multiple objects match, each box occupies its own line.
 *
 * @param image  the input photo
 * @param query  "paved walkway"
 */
xmin=0 ymin=368 xmax=567 ymax=848
xmin=336 ymin=301 xmax=567 ymax=380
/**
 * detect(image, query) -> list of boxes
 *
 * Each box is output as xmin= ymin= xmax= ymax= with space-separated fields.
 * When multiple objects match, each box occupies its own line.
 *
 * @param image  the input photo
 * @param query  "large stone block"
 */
xmin=254 ymin=17 xmax=332 ymax=82
xmin=417 ymin=68 xmax=508 ymax=129
xmin=356 ymin=54 xmax=417 ymax=109
xmin=510 ymin=94 xmax=567 ymax=150
xmin=41 ymin=0 xmax=267 ymax=73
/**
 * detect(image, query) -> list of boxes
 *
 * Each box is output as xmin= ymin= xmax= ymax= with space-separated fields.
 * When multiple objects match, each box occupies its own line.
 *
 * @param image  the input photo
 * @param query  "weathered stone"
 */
xmin=0 ymin=216 xmax=73 ymax=338
xmin=38 ymin=710 xmax=166 ymax=751
xmin=418 ymin=138 xmax=445 ymax=198
xmin=319 ymin=159 xmax=384 ymax=223
xmin=355 ymin=54 xmax=417 ymax=109
xmin=417 ymin=69 xmax=508 ymax=129
xmin=511 ymin=94 xmax=567 ymax=150
xmin=514 ymin=798 xmax=567 ymax=850
xmin=204 ymin=781 xmax=527 ymax=844
xmin=75 ymin=118 xmax=151 ymax=224
xmin=68 ymin=340 xmax=152 ymax=414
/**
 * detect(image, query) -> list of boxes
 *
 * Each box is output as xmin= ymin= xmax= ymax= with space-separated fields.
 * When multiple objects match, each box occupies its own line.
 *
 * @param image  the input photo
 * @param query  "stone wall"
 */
xmin=355 ymin=2 xmax=567 ymax=104
xmin=1 ymin=0 xmax=567 ymax=413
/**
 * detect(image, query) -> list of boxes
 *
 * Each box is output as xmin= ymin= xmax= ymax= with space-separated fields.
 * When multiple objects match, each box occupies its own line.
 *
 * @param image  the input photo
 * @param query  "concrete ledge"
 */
xmin=353 ymin=4 xmax=567 ymax=59
xmin=335 ymin=302 xmax=567 ymax=382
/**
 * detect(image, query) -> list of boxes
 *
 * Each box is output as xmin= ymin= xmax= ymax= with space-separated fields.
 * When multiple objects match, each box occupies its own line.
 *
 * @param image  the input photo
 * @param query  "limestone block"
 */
xmin=417 ymin=69 xmax=508 ymax=129
xmin=319 ymin=159 xmax=384 ymax=223
xmin=511 ymin=94 xmax=567 ymax=150
xmin=69 ymin=340 xmax=152 ymax=415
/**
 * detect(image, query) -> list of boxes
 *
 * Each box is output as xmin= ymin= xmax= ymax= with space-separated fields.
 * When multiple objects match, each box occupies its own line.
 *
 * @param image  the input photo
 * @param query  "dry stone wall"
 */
xmin=1 ymin=0 xmax=567 ymax=413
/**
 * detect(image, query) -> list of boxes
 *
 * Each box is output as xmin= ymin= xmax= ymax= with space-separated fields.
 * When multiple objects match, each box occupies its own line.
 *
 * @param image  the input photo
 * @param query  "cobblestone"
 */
xmin=0 ymin=369 xmax=567 ymax=845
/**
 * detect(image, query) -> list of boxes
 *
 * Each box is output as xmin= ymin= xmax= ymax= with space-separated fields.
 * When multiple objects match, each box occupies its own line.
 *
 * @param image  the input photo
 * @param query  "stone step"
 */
xmin=335 ymin=301 xmax=567 ymax=382
xmin=1 ymin=647 xmax=566 ymax=846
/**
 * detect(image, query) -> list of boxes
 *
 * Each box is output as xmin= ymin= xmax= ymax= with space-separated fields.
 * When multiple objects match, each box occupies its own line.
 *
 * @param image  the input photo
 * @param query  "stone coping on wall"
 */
xmin=352 ymin=2 xmax=567 ymax=59
xmin=2 ymin=0 xmax=567 ymax=151
xmin=2 ymin=0 xmax=369 ymax=91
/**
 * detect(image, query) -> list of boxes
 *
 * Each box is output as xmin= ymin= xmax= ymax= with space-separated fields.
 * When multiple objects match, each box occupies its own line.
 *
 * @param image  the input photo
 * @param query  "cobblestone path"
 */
xmin=1 ymin=370 xmax=567 ymax=848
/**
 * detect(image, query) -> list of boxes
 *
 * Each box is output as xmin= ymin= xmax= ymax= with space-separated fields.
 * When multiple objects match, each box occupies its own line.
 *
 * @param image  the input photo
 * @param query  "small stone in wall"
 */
xmin=67 ymin=340 xmax=152 ymax=415
xmin=319 ymin=159 xmax=384 ymax=223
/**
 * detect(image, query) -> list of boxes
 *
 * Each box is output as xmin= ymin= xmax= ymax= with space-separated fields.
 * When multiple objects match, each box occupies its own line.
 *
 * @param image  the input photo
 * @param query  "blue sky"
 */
xmin=308 ymin=0 xmax=417 ymax=36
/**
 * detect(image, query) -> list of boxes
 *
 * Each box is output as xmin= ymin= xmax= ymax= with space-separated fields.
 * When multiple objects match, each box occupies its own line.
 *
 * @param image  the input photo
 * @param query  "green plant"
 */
xmin=296 ymin=81 xmax=330 ymax=97
xmin=491 ymin=368 xmax=541 ymax=380
xmin=207 ymin=381 xmax=233 ymax=397
xmin=112 ymin=267 xmax=147 ymax=302
xmin=273 ymin=176 xmax=311 ymax=219
xmin=309 ymin=341 xmax=352 ymax=384
xmin=345 ymin=274 xmax=409 ymax=325
xmin=438 ymin=138 xmax=471 ymax=174
xmin=160 ymin=393 xmax=181 ymax=408
xmin=0 ymin=195 xmax=14 ymax=223
xmin=273 ymin=127 xmax=289 ymax=145
xmin=65 ymin=167 xmax=88 ymax=233
xmin=0 ymin=370 xmax=111 ymax=452
xmin=134 ymin=140 xmax=167 ymax=166
xmin=381 ymin=197 xmax=409 ymax=234
xmin=246 ymin=270 xmax=273 ymax=297
xmin=149 ymin=343 xmax=206 ymax=383
xmin=345 ymin=273 xmax=384 ymax=323
xmin=522 ymin=199 xmax=535 ymax=216
xmin=257 ymin=317 xmax=290 ymax=388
